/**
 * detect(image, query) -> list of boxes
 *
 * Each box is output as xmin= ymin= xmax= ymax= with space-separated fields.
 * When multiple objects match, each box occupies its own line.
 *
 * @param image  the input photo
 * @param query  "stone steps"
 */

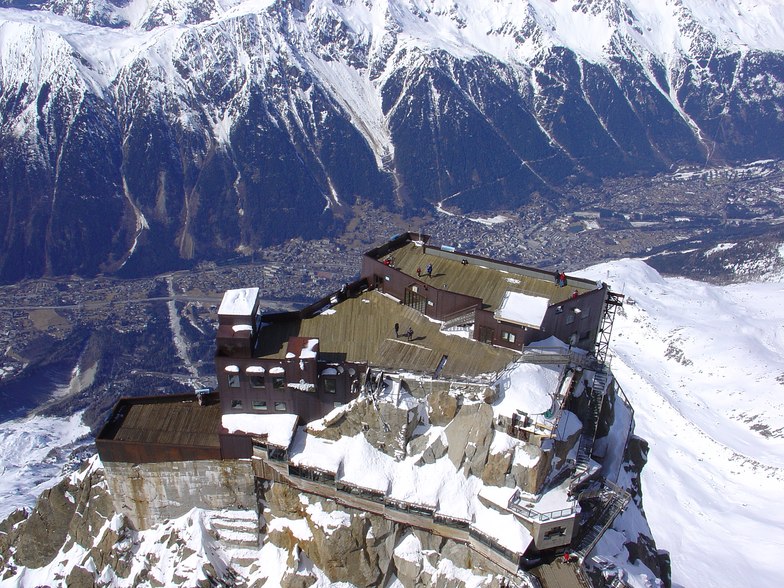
xmin=208 ymin=510 xmax=260 ymax=550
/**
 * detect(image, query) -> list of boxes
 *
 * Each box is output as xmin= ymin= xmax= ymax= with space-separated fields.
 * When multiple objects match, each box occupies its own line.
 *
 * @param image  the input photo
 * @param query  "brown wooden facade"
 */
xmin=96 ymin=393 xmax=223 ymax=463
xmin=361 ymin=233 xmax=607 ymax=353
xmin=214 ymin=349 xmax=363 ymax=425
xmin=214 ymin=233 xmax=608 ymax=428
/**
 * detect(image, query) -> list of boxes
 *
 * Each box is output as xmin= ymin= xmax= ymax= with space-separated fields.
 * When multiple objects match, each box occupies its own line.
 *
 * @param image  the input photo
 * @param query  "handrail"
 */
xmin=263 ymin=453 xmax=528 ymax=572
xmin=507 ymin=489 xmax=579 ymax=523
xmin=443 ymin=304 xmax=480 ymax=323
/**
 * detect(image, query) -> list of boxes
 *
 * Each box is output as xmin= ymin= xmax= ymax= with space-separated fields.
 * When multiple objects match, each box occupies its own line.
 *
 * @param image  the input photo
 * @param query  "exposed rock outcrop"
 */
xmin=444 ymin=402 xmax=495 ymax=477
xmin=311 ymin=389 xmax=421 ymax=458
xmin=263 ymin=483 xmax=517 ymax=588
xmin=427 ymin=389 xmax=459 ymax=426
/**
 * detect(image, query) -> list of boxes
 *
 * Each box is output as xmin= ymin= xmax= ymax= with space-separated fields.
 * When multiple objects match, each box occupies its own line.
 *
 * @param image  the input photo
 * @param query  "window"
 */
xmin=324 ymin=378 xmax=337 ymax=394
xmin=275 ymin=401 xmax=286 ymax=411
xmin=249 ymin=375 xmax=265 ymax=388
xmin=252 ymin=400 xmax=267 ymax=411
xmin=566 ymin=314 xmax=575 ymax=325
xmin=228 ymin=374 xmax=240 ymax=388
xmin=478 ymin=326 xmax=494 ymax=344
xmin=273 ymin=377 xmax=285 ymax=390
xmin=403 ymin=286 xmax=427 ymax=314
xmin=508 ymin=332 xmax=516 ymax=343
xmin=581 ymin=307 xmax=591 ymax=319
xmin=544 ymin=526 xmax=567 ymax=539
xmin=501 ymin=331 xmax=516 ymax=343
xmin=230 ymin=399 xmax=242 ymax=409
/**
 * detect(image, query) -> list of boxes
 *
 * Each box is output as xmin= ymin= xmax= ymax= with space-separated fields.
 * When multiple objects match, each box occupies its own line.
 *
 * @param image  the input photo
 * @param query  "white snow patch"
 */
xmin=221 ymin=413 xmax=298 ymax=448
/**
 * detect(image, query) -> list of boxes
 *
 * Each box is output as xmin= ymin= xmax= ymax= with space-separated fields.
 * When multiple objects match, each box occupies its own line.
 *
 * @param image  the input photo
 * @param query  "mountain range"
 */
xmin=1 ymin=0 xmax=784 ymax=281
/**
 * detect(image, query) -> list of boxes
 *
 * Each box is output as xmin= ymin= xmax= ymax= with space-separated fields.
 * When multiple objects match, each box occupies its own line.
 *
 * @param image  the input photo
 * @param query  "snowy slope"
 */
xmin=580 ymin=259 xmax=784 ymax=588
xmin=0 ymin=412 xmax=92 ymax=521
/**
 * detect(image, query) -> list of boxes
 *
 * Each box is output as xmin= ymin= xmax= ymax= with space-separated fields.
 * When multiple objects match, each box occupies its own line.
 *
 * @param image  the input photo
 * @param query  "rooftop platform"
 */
xmin=96 ymin=393 xmax=222 ymax=462
xmin=381 ymin=241 xmax=590 ymax=312
xmin=255 ymin=290 xmax=518 ymax=379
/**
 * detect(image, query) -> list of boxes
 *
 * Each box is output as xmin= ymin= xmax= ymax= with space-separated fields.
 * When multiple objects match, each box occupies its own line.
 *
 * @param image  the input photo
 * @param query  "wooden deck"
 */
xmin=110 ymin=397 xmax=221 ymax=448
xmin=255 ymin=291 xmax=518 ymax=378
xmin=389 ymin=242 xmax=587 ymax=311
xmin=533 ymin=559 xmax=592 ymax=588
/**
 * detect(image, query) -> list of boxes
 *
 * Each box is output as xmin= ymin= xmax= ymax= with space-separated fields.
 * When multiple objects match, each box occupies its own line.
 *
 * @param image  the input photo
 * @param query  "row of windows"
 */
xmin=227 ymin=374 xmax=337 ymax=392
xmin=230 ymin=399 xmax=285 ymax=411
xmin=229 ymin=399 xmax=343 ymax=411
xmin=228 ymin=374 xmax=285 ymax=389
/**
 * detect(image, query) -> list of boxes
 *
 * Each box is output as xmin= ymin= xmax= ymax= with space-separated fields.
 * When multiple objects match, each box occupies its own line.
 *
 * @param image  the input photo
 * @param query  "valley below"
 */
xmin=1 ymin=165 xmax=783 ymax=587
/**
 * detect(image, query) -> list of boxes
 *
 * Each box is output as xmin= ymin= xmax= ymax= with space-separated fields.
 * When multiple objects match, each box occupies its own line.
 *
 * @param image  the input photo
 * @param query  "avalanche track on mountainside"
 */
xmin=1 ymin=0 xmax=784 ymax=280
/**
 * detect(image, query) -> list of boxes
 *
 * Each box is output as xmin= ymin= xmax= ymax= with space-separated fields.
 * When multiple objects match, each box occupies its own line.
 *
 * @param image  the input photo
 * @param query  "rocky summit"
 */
xmin=0 ymin=0 xmax=783 ymax=281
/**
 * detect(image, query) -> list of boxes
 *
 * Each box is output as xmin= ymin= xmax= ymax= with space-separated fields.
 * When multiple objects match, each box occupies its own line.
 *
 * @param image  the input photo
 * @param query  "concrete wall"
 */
xmin=531 ymin=515 xmax=579 ymax=551
xmin=103 ymin=459 xmax=256 ymax=530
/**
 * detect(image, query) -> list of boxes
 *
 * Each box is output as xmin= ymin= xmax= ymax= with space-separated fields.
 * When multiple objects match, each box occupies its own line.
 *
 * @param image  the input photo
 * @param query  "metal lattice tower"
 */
xmin=594 ymin=291 xmax=624 ymax=367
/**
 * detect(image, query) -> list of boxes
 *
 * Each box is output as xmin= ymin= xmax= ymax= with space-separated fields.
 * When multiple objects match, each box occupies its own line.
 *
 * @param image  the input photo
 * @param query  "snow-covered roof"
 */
xmin=472 ymin=504 xmax=533 ymax=555
xmin=478 ymin=484 xmax=517 ymax=511
xmin=494 ymin=291 xmax=550 ymax=328
xmin=218 ymin=288 xmax=259 ymax=316
xmin=288 ymin=430 xmax=477 ymax=519
xmin=300 ymin=339 xmax=319 ymax=359
xmin=493 ymin=363 xmax=561 ymax=417
xmin=221 ymin=414 xmax=299 ymax=448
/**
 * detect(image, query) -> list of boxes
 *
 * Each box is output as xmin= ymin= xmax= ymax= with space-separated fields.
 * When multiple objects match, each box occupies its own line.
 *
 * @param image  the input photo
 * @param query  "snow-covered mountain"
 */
xmin=579 ymin=258 xmax=784 ymax=588
xmin=2 ymin=257 xmax=782 ymax=587
xmin=0 ymin=0 xmax=783 ymax=281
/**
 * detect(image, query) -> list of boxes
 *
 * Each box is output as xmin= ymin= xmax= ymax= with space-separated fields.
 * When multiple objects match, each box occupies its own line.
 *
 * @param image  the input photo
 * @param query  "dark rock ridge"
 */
xmin=0 ymin=0 xmax=783 ymax=282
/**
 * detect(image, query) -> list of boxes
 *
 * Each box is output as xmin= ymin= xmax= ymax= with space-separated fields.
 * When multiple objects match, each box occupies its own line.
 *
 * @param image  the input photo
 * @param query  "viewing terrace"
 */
xmin=96 ymin=392 xmax=222 ymax=463
xmin=377 ymin=240 xmax=592 ymax=311
xmin=254 ymin=290 xmax=518 ymax=380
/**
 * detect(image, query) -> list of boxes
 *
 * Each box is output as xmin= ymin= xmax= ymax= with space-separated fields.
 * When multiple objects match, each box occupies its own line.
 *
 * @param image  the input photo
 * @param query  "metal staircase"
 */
xmin=573 ymin=369 xmax=609 ymax=476
xmin=574 ymin=482 xmax=631 ymax=561
xmin=441 ymin=305 xmax=478 ymax=331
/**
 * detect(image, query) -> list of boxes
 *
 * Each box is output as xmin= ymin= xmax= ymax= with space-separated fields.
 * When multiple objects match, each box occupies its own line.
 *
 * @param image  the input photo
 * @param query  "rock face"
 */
xmin=0 ymin=459 xmax=137 ymax=583
xmin=1 ymin=1 xmax=784 ymax=281
xmin=312 ymin=393 xmax=420 ymax=458
xmin=427 ymin=389 xmax=459 ymax=426
xmin=265 ymin=483 xmax=398 ymax=586
xmin=263 ymin=483 xmax=510 ymax=588
xmin=0 ymin=365 xmax=665 ymax=587
xmin=0 ymin=461 xmax=117 ymax=571
xmin=444 ymin=402 xmax=495 ymax=477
